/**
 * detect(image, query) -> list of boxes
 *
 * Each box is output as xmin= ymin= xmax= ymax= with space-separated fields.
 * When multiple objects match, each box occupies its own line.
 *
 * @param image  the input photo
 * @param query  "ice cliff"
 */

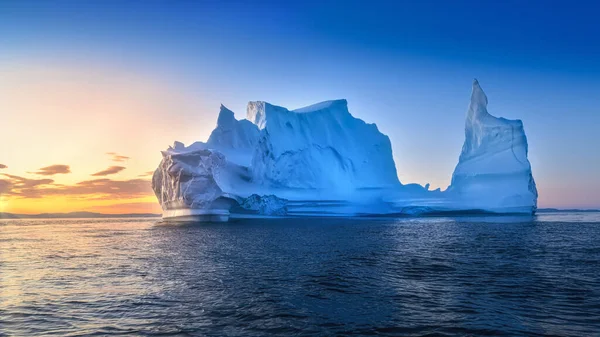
xmin=248 ymin=100 xmax=400 ymax=190
xmin=152 ymin=149 xmax=235 ymax=221
xmin=152 ymin=80 xmax=537 ymax=221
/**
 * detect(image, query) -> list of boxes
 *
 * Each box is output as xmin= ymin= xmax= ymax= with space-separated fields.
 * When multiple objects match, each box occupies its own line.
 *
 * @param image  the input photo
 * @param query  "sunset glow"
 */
xmin=0 ymin=61 xmax=215 ymax=214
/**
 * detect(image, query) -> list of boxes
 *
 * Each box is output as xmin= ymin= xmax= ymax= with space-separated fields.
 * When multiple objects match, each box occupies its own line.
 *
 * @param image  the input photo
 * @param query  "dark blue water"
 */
xmin=1 ymin=213 xmax=600 ymax=336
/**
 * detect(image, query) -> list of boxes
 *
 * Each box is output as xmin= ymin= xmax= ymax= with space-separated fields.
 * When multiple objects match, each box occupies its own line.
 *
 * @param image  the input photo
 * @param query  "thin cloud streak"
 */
xmin=2 ymin=174 xmax=54 ymax=188
xmin=106 ymin=152 xmax=130 ymax=162
xmin=138 ymin=170 xmax=155 ymax=177
xmin=0 ymin=164 xmax=7 ymax=169
xmin=91 ymin=166 xmax=126 ymax=176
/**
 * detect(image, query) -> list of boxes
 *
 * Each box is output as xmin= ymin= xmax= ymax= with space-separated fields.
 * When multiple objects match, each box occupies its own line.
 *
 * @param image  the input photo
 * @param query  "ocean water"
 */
xmin=1 ymin=213 xmax=600 ymax=336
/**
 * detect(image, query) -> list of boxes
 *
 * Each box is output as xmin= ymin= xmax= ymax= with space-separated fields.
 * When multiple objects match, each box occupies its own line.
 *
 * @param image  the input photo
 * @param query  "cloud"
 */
xmin=106 ymin=152 xmax=130 ymax=162
xmin=1 ymin=173 xmax=153 ymax=199
xmin=91 ymin=166 xmax=126 ymax=176
xmin=0 ymin=164 xmax=6 ymax=169
xmin=33 ymin=164 xmax=71 ymax=176
xmin=1 ymin=174 xmax=55 ymax=197
xmin=0 ymin=179 xmax=12 ymax=194
xmin=2 ymin=174 xmax=54 ymax=188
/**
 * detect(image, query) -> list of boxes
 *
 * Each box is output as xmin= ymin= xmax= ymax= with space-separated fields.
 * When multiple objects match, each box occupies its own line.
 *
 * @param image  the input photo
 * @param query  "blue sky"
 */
xmin=1 ymin=0 xmax=599 ymax=208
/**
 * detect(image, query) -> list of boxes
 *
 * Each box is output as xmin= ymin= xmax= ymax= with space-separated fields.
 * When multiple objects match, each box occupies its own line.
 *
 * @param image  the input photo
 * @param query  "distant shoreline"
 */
xmin=0 ymin=211 xmax=162 ymax=219
xmin=536 ymin=208 xmax=600 ymax=213
xmin=1 ymin=208 xmax=598 ymax=220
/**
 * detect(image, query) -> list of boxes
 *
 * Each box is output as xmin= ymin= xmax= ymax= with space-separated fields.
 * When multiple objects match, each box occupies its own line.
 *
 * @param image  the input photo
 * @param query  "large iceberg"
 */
xmin=152 ymin=80 xmax=537 ymax=221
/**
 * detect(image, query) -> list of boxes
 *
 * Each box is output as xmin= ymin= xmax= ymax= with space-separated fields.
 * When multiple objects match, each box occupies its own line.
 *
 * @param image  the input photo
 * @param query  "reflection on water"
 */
xmin=1 ymin=215 xmax=600 ymax=336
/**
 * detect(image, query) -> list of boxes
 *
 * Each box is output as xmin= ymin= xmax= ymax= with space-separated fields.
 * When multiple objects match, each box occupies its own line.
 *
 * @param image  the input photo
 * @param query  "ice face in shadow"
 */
xmin=151 ymin=80 xmax=538 ymax=221
xmin=152 ymin=148 xmax=237 ymax=221
xmin=447 ymin=79 xmax=538 ymax=213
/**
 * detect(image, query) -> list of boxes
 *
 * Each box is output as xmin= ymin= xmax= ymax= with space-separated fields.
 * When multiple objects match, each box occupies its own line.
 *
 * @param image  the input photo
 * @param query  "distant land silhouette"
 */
xmin=0 ymin=209 xmax=598 ymax=220
xmin=536 ymin=208 xmax=600 ymax=213
xmin=0 ymin=212 xmax=161 ymax=219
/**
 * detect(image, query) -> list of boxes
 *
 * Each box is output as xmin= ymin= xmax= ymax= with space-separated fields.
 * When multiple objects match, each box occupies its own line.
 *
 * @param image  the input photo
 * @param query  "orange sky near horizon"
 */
xmin=2 ymin=196 xmax=161 ymax=215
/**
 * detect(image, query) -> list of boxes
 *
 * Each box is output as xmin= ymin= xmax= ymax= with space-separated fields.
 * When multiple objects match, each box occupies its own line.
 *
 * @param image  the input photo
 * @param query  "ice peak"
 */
xmin=468 ymin=79 xmax=489 ymax=120
xmin=216 ymin=104 xmax=236 ymax=128
xmin=166 ymin=141 xmax=185 ymax=152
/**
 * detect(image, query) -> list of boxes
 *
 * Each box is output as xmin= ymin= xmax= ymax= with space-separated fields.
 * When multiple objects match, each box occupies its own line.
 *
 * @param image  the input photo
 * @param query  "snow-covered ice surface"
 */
xmin=152 ymin=80 xmax=537 ymax=221
xmin=248 ymin=99 xmax=400 ymax=190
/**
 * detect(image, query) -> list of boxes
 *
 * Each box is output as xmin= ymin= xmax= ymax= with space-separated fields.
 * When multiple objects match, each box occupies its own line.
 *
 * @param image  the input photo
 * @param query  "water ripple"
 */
xmin=1 ymin=216 xmax=600 ymax=336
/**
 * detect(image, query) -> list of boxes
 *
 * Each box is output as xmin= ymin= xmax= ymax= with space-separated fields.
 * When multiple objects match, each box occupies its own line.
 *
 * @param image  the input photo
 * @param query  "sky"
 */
xmin=1 ymin=0 xmax=599 ymax=213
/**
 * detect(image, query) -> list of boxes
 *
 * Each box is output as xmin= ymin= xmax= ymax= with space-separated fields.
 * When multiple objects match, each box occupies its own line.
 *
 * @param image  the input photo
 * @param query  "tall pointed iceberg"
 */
xmin=447 ymin=79 xmax=538 ymax=213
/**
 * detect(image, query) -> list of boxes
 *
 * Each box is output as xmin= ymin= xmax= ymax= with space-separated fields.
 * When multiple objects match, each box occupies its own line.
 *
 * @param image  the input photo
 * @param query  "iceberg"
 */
xmin=151 ymin=80 xmax=537 ymax=221
xmin=446 ymin=80 xmax=538 ymax=213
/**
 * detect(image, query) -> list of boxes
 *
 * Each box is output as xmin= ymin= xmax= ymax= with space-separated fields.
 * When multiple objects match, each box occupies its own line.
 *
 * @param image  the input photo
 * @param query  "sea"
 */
xmin=1 ymin=212 xmax=599 ymax=336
